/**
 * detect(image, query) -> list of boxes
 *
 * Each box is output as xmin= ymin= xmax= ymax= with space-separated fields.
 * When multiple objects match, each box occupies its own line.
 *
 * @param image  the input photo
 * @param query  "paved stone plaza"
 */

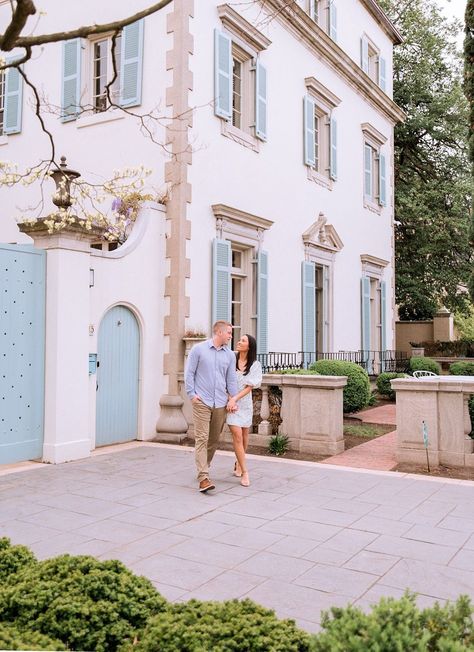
xmin=1 ymin=443 xmax=474 ymax=632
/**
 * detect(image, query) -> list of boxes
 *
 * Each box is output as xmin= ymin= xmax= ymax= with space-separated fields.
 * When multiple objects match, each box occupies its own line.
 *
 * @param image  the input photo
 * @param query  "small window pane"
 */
xmin=232 ymin=58 xmax=242 ymax=129
xmin=0 ymin=70 xmax=4 ymax=135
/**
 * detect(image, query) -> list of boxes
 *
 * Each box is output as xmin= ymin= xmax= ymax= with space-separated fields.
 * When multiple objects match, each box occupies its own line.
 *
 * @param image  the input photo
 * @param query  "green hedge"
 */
xmin=0 ymin=537 xmax=36 ymax=582
xmin=376 ymin=372 xmax=408 ymax=400
xmin=312 ymin=593 xmax=473 ymax=651
xmin=0 ymin=548 xmax=166 ymax=652
xmin=0 ymin=622 xmax=66 ymax=651
xmin=409 ymin=356 xmax=441 ymax=375
xmin=309 ymin=360 xmax=371 ymax=413
xmin=121 ymin=599 xmax=313 ymax=652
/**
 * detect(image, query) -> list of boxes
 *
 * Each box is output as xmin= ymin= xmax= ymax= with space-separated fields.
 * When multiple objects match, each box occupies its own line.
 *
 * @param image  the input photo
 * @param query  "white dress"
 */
xmin=226 ymin=361 xmax=263 ymax=428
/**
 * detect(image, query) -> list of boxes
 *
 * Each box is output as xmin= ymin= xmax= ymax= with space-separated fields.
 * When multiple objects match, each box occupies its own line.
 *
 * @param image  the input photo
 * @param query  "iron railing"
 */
xmin=257 ymin=350 xmax=410 ymax=375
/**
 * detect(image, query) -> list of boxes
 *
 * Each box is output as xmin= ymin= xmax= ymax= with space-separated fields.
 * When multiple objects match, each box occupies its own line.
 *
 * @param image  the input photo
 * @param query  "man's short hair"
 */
xmin=213 ymin=320 xmax=232 ymax=333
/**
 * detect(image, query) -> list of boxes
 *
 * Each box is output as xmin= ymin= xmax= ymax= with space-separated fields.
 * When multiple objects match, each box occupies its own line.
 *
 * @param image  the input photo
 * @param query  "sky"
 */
xmin=439 ymin=0 xmax=466 ymax=48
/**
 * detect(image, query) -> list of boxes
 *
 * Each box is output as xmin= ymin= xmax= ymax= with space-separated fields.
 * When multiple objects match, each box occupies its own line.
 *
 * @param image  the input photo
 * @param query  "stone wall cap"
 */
xmin=263 ymin=373 xmax=347 ymax=388
xmin=391 ymin=376 xmax=474 ymax=392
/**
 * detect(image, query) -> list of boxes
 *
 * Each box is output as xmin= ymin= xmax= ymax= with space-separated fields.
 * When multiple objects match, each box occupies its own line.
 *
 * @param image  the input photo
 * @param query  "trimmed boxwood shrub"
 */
xmin=0 ymin=551 xmax=167 ymax=652
xmin=450 ymin=361 xmax=474 ymax=438
xmin=409 ymin=356 xmax=441 ymax=375
xmin=0 ymin=622 xmax=66 ymax=651
xmin=309 ymin=360 xmax=371 ymax=413
xmin=312 ymin=593 xmax=474 ymax=651
xmin=376 ymin=372 xmax=408 ymax=400
xmin=0 ymin=537 xmax=37 ymax=582
xmin=122 ymin=598 xmax=313 ymax=652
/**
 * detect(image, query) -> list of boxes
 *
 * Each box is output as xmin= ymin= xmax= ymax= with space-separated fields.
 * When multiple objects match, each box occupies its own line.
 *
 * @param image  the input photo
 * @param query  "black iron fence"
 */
xmin=257 ymin=350 xmax=410 ymax=375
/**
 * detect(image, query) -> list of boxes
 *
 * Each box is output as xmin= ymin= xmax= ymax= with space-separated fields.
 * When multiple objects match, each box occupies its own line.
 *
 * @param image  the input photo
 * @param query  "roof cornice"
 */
xmin=263 ymin=0 xmax=405 ymax=125
xmin=359 ymin=0 xmax=403 ymax=45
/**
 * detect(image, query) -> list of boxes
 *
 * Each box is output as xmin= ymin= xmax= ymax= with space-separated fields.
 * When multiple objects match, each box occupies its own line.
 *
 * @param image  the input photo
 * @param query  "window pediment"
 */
xmin=305 ymin=77 xmax=341 ymax=110
xmin=212 ymin=203 xmax=273 ymax=246
xmin=302 ymin=212 xmax=343 ymax=253
xmin=361 ymin=122 xmax=387 ymax=147
xmin=217 ymin=4 xmax=271 ymax=53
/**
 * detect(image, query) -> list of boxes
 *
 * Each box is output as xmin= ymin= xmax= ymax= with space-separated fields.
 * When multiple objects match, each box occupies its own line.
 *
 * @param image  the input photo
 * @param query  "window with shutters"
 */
xmin=307 ymin=0 xmax=337 ymax=40
xmin=230 ymin=244 xmax=256 ymax=349
xmin=230 ymin=44 xmax=253 ymax=134
xmin=0 ymin=70 xmax=4 ymax=136
xmin=360 ymin=255 xmax=389 ymax=372
xmin=360 ymin=34 xmax=387 ymax=92
xmin=304 ymin=77 xmax=340 ymax=189
xmin=362 ymin=123 xmax=387 ymax=213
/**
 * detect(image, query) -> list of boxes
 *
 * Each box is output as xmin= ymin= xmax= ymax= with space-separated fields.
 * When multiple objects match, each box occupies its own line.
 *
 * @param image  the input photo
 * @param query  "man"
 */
xmin=185 ymin=321 xmax=238 ymax=492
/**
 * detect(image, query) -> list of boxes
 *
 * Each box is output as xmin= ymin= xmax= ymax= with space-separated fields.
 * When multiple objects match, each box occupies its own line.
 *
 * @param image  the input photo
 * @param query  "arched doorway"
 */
xmin=95 ymin=305 xmax=140 ymax=447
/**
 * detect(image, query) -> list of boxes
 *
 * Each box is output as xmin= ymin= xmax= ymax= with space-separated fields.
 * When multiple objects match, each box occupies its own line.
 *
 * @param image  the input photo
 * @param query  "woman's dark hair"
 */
xmin=235 ymin=334 xmax=257 ymax=375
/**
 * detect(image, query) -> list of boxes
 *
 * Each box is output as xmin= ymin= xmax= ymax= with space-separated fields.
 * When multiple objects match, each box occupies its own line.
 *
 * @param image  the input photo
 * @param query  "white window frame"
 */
xmin=361 ymin=123 xmax=387 ymax=213
xmin=0 ymin=68 xmax=5 ymax=137
xmin=361 ymin=254 xmax=389 ymax=370
xmin=86 ymin=32 xmax=122 ymax=114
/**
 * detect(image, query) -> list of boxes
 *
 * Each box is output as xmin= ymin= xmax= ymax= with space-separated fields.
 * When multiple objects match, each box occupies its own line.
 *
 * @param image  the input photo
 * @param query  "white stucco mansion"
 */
xmin=0 ymin=0 xmax=404 ymax=463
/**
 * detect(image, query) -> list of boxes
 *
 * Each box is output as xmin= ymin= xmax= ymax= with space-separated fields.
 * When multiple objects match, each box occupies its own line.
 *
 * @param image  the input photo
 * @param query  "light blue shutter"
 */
xmin=329 ymin=1 xmax=337 ymax=41
xmin=255 ymin=59 xmax=267 ymax=141
xmin=303 ymin=95 xmax=316 ymax=167
xmin=212 ymin=238 xmax=231 ymax=324
xmin=361 ymin=276 xmax=371 ymax=354
xmin=330 ymin=116 xmax=337 ymax=180
xmin=302 ymin=261 xmax=316 ymax=367
xmin=364 ymin=144 xmax=372 ymax=198
xmin=379 ymin=56 xmax=386 ymax=92
xmin=61 ymin=38 xmax=82 ymax=122
xmin=322 ymin=265 xmax=330 ymax=352
xmin=214 ymin=29 xmax=232 ymax=120
xmin=379 ymin=151 xmax=386 ymax=206
xmin=380 ymin=280 xmax=387 ymax=369
xmin=257 ymin=250 xmax=269 ymax=354
xmin=120 ymin=19 xmax=144 ymax=107
xmin=361 ymin=36 xmax=369 ymax=74
xmin=4 ymin=60 xmax=23 ymax=134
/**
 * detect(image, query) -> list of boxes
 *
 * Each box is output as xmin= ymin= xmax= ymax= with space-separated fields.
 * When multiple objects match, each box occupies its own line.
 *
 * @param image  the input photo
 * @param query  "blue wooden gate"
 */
xmin=95 ymin=305 xmax=140 ymax=446
xmin=0 ymin=244 xmax=46 ymax=464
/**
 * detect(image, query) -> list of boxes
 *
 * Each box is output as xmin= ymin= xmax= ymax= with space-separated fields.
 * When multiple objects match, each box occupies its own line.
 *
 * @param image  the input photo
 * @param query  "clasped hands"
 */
xmin=226 ymin=397 xmax=238 ymax=413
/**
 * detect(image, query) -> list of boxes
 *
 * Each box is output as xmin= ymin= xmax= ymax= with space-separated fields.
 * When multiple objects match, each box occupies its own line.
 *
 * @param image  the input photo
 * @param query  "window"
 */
xmin=361 ymin=255 xmax=388 ymax=373
xmin=360 ymin=35 xmax=387 ymax=92
xmin=91 ymin=34 xmax=122 ymax=112
xmin=214 ymin=7 xmax=270 ymax=147
xmin=303 ymin=78 xmax=340 ymax=185
xmin=362 ymin=123 xmax=387 ymax=210
xmin=0 ymin=70 xmax=5 ymax=136
xmin=307 ymin=1 xmax=337 ymax=41
xmin=61 ymin=20 xmax=144 ymax=123
xmin=230 ymin=245 xmax=255 ymax=349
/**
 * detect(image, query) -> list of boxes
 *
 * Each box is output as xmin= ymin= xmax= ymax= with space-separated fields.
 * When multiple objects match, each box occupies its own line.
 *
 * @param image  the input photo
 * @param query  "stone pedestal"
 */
xmin=155 ymin=394 xmax=188 ymax=443
xmin=392 ymin=376 xmax=474 ymax=468
xmin=268 ymin=374 xmax=347 ymax=455
xmin=433 ymin=308 xmax=454 ymax=342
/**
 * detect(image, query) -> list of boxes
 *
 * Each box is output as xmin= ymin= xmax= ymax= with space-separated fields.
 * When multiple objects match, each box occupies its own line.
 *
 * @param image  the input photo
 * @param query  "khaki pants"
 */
xmin=192 ymin=401 xmax=227 ymax=481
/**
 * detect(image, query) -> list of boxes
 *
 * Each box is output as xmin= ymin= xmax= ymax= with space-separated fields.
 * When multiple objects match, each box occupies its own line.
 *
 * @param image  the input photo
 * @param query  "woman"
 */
xmin=227 ymin=334 xmax=262 ymax=487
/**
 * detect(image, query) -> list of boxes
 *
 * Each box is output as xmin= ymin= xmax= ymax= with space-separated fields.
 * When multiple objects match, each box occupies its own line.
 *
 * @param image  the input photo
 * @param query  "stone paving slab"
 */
xmin=1 ymin=443 xmax=474 ymax=632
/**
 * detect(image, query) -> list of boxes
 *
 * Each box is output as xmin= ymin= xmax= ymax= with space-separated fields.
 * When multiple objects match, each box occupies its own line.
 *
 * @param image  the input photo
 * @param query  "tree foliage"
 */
xmin=379 ymin=0 xmax=472 ymax=320
xmin=466 ymin=0 xmax=474 ymax=168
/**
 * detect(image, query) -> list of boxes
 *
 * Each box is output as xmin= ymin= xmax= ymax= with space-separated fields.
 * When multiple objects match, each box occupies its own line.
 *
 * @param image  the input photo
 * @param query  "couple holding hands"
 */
xmin=184 ymin=321 xmax=262 ymax=493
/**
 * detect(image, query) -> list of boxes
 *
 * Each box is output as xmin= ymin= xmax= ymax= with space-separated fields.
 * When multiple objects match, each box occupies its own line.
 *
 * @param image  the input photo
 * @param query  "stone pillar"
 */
xmin=271 ymin=374 xmax=346 ymax=455
xmin=19 ymin=222 xmax=100 ymax=463
xmin=433 ymin=308 xmax=454 ymax=342
xmin=391 ymin=376 xmax=474 ymax=468
xmin=249 ymin=383 xmax=272 ymax=447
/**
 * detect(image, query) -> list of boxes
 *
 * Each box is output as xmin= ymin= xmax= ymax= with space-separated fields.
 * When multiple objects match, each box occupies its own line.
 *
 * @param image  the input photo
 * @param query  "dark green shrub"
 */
xmin=312 ymin=593 xmax=474 ymax=651
xmin=0 ymin=537 xmax=37 ymax=582
xmin=376 ymin=372 xmax=408 ymax=400
xmin=122 ymin=598 xmax=313 ymax=652
xmin=269 ymin=433 xmax=290 ymax=456
xmin=409 ymin=356 xmax=441 ymax=375
xmin=0 ymin=554 xmax=167 ymax=652
xmin=0 ymin=622 xmax=66 ymax=651
xmin=309 ymin=360 xmax=371 ymax=413
xmin=449 ymin=361 xmax=474 ymax=376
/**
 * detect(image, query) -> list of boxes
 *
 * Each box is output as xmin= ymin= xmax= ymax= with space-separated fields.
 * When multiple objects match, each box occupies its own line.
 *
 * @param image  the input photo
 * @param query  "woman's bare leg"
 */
xmin=229 ymin=425 xmax=247 ymax=475
xmin=242 ymin=427 xmax=250 ymax=453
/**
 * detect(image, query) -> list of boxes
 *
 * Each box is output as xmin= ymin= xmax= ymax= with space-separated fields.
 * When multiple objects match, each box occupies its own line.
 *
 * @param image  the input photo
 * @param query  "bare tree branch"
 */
xmin=1 ymin=0 xmax=174 ymax=50
xmin=0 ymin=0 xmax=36 ymax=51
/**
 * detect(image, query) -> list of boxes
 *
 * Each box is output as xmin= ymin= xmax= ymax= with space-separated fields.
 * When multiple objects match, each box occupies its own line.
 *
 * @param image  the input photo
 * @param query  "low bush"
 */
xmin=409 ymin=356 xmax=441 ymax=375
xmin=449 ymin=361 xmax=474 ymax=376
xmin=0 ymin=551 xmax=167 ymax=652
xmin=376 ymin=372 xmax=408 ymax=400
xmin=122 ymin=598 xmax=313 ymax=652
xmin=269 ymin=433 xmax=290 ymax=456
xmin=0 ymin=537 xmax=37 ymax=582
xmin=0 ymin=622 xmax=66 ymax=651
xmin=312 ymin=593 xmax=474 ymax=651
xmin=309 ymin=360 xmax=371 ymax=413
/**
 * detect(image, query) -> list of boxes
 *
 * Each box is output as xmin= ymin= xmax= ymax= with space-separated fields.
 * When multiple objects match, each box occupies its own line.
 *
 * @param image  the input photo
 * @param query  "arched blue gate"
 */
xmin=0 ymin=244 xmax=45 ymax=464
xmin=95 ymin=305 xmax=140 ymax=447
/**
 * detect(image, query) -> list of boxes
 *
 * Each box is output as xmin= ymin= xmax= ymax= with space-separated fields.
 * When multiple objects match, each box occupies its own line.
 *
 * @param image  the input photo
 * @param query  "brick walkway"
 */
xmin=323 ymin=431 xmax=397 ymax=471
xmin=351 ymin=404 xmax=396 ymax=426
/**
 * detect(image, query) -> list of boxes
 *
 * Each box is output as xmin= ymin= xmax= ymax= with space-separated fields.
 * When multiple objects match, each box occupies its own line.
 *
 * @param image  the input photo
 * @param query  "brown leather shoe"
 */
xmin=199 ymin=478 xmax=216 ymax=493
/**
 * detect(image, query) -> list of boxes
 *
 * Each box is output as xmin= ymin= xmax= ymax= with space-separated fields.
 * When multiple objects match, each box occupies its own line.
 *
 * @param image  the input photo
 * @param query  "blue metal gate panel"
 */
xmin=0 ymin=244 xmax=45 ymax=463
xmin=95 ymin=305 xmax=140 ymax=446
